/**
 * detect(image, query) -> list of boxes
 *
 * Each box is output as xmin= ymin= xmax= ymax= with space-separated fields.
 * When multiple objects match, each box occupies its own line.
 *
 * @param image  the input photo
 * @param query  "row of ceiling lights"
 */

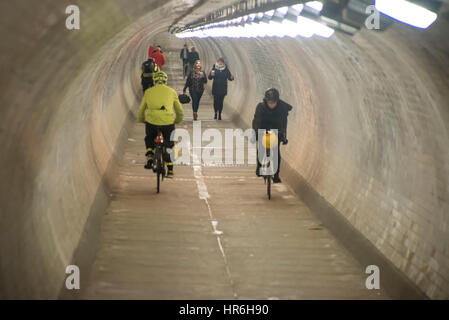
xmin=176 ymin=2 xmax=334 ymax=39
xmin=175 ymin=0 xmax=438 ymax=40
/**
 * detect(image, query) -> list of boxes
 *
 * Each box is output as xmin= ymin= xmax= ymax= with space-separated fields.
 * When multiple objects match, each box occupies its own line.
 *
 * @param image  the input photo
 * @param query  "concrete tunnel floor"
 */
xmin=1 ymin=0 xmax=449 ymax=300
xmin=81 ymin=47 xmax=388 ymax=299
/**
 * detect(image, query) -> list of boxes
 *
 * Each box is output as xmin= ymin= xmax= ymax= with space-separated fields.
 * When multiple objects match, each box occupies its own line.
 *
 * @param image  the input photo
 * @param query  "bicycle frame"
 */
xmin=153 ymin=130 xmax=166 ymax=193
xmin=259 ymin=130 xmax=277 ymax=200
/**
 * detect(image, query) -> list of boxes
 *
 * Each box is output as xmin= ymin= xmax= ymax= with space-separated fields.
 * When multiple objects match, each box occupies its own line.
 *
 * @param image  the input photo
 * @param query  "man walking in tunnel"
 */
xmin=252 ymin=88 xmax=292 ymax=183
xmin=180 ymin=44 xmax=190 ymax=78
xmin=188 ymin=47 xmax=200 ymax=74
xmin=138 ymin=71 xmax=183 ymax=177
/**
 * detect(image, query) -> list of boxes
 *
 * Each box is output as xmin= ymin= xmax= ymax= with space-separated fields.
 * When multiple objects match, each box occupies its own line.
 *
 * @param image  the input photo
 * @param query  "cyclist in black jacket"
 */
xmin=141 ymin=58 xmax=159 ymax=93
xmin=252 ymin=88 xmax=292 ymax=183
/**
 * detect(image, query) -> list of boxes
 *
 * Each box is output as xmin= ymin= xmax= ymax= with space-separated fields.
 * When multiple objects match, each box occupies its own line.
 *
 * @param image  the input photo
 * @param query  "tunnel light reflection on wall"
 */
xmin=176 ymin=3 xmax=334 ymax=40
xmin=375 ymin=0 xmax=437 ymax=29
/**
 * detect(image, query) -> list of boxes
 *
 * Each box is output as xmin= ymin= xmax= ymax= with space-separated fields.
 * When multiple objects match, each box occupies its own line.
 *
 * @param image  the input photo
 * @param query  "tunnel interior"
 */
xmin=0 ymin=0 xmax=448 ymax=299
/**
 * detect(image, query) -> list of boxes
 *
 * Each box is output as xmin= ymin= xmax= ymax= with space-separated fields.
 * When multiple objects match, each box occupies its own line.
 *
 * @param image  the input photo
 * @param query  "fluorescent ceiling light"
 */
xmin=298 ymin=17 xmax=335 ymax=38
xmin=276 ymin=6 xmax=289 ymax=15
xmin=264 ymin=10 xmax=275 ymax=17
xmin=259 ymin=21 xmax=278 ymax=37
xmin=305 ymin=1 xmax=323 ymax=12
xmin=291 ymin=4 xmax=304 ymax=12
xmin=249 ymin=23 xmax=269 ymax=37
xmin=281 ymin=19 xmax=313 ymax=38
xmin=244 ymin=23 xmax=263 ymax=38
xmin=375 ymin=0 xmax=437 ymax=29
xmin=269 ymin=21 xmax=288 ymax=38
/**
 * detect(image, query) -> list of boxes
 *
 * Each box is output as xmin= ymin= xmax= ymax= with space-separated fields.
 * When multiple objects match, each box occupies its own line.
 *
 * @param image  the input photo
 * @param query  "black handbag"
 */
xmin=178 ymin=93 xmax=191 ymax=104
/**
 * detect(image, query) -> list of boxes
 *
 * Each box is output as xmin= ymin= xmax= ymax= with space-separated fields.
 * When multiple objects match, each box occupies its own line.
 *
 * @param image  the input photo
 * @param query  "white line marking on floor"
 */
xmin=191 ymin=143 xmax=238 ymax=299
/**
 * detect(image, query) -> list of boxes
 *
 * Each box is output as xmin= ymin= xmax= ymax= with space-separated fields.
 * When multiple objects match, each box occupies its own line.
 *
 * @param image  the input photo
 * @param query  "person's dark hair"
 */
xmin=217 ymin=57 xmax=225 ymax=63
xmin=264 ymin=88 xmax=280 ymax=103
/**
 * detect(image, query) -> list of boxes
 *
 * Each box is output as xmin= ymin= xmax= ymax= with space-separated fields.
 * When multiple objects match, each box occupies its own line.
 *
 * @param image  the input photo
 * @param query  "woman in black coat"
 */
xmin=183 ymin=60 xmax=207 ymax=121
xmin=208 ymin=57 xmax=234 ymax=120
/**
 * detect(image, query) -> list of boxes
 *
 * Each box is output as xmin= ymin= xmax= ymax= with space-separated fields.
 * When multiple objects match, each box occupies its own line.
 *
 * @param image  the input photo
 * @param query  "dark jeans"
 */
xmin=145 ymin=123 xmax=175 ymax=164
xmin=182 ymin=60 xmax=189 ymax=77
xmin=191 ymin=90 xmax=203 ymax=112
xmin=213 ymin=95 xmax=225 ymax=114
xmin=256 ymin=140 xmax=281 ymax=176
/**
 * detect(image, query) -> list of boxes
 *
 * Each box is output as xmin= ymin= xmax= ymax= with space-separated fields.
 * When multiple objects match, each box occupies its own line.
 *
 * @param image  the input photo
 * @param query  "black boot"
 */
xmin=218 ymin=113 xmax=222 ymax=120
xmin=166 ymin=164 xmax=174 ymax=178
xmin=144 ymin=151 xmax=154 ymax=170
xmin=273 ymin=174 xmax=282 ymax=183
xmin=214 ymin=112 xmax=217 ymax=120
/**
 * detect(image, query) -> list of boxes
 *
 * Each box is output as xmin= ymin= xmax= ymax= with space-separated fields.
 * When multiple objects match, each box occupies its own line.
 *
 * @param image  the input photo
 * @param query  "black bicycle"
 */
xmin=152 ymin=130 xmax=166 ymax=193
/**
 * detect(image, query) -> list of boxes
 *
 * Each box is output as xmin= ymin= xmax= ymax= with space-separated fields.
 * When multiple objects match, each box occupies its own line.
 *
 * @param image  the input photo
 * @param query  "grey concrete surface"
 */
xmin=0 ymin=0 xmax=448 ymax=299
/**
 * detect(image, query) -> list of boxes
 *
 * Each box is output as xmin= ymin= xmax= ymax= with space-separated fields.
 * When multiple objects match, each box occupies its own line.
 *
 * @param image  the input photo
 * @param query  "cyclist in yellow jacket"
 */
xmin=138 ymin=71 xmax=183 ymax=177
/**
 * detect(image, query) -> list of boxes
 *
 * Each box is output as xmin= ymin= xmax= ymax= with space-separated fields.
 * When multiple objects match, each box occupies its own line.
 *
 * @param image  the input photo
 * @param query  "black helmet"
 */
xmin=142 ymin=58 xmax=158 ymax=76
xmin=264 ymin=88 xmax=280 ymax=103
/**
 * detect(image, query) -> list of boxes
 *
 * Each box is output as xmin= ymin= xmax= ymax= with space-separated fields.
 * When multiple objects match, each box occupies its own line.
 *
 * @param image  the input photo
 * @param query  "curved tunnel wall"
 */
xmin=193 ymin=11 xmax=449 ymax=299
xmin=0 ymin=0 xmax=181 ymax=299
xmin=0 ymin=0 xmax=448 ymax=299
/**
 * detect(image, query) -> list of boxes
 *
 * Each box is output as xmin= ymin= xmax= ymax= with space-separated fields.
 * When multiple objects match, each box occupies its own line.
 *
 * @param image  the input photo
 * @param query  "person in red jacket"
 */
xmin=148 ymin=45 xmax=166 ymax=70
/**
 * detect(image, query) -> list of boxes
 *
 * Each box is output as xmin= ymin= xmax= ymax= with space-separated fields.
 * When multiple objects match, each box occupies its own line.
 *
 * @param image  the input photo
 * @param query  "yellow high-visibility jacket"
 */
xmin=138 ymin=84 xmax=183 ymax=125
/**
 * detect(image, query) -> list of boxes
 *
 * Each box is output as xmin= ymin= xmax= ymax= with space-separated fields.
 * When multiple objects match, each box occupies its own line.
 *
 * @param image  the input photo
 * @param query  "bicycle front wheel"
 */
xmin=267 ymin=176 xmax=271 ymax=200
xmin=156 ymin=153 xmax=162 ymax=193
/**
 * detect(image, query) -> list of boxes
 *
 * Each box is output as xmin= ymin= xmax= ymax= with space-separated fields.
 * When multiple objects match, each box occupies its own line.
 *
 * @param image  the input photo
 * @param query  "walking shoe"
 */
xmin=218 ymin=113 xmax=222 ymax=120
xmin=214 ymin=112 xmax=217 ymax=120
xmin=193 ymin=112 xmax=198 ymax=121
xmin=166 ymin=168 xmax=174 ymax=178
xmin=144 ymin=151 xmax=154 ymax=170
xmin=273 ymin=174 xmax=282 ymax=183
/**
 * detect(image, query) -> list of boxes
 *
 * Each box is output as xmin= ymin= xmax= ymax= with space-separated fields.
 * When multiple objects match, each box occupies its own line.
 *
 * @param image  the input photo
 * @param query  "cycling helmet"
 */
xmin=264 ymin=88 xmax=280 ymax=103
xmin=153 ymin=71 xmax=168 ymax=84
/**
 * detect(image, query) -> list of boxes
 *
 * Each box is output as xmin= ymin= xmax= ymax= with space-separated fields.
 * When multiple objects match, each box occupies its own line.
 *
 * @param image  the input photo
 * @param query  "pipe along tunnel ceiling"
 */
xmin=0 ymin=0 xmax=448 ymax=299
